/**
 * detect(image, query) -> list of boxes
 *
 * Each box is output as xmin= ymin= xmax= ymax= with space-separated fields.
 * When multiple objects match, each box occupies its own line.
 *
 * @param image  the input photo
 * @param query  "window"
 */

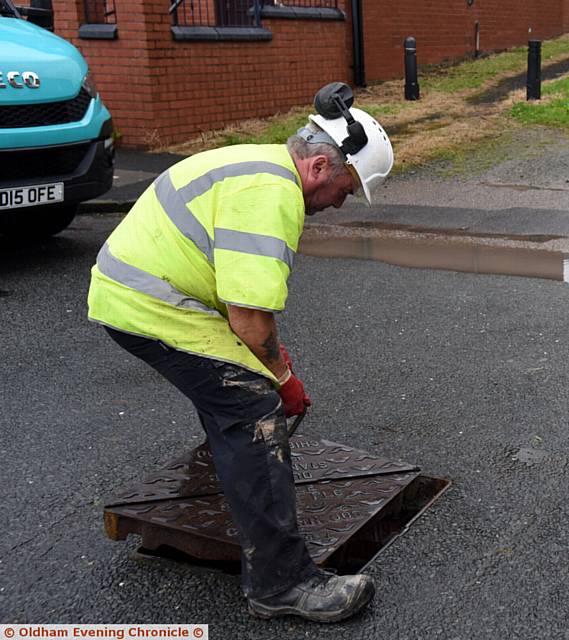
xmin=263 ymin=0 xmax=339 ymax=7
xmin=83 ymin=0 xmax=116 ymax=24
xmin=171 ymin=0 xmax=259 ymax=28
xmin=170 ymin=0 xmax=272 ymax=42
xmin=79 ymin=0 xmax=118 ymax=39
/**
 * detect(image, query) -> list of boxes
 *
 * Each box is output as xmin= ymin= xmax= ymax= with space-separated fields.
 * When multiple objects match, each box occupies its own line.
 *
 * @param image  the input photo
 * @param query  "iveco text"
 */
xmin=0 ymin=70 xmax=41 ymax=87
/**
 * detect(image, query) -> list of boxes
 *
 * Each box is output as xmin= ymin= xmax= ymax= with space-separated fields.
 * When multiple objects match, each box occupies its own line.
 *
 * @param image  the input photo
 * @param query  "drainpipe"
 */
xmin=474 ymin=21 xmax=480 ymax=58
xmin=351 ymin=0 xmax=366 ymax=87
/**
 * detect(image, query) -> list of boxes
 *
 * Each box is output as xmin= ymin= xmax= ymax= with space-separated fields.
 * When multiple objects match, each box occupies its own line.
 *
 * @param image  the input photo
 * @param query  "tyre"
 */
xmin=0 ymin=203 xmax=78 ymax=237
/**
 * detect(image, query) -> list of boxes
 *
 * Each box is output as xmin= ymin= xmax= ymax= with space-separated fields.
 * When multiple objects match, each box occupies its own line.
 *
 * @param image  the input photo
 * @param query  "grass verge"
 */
xmin=510 ymin=75 xmax=569 ymax=127
xmin=166 ymin=34 xmax=569 ymax=174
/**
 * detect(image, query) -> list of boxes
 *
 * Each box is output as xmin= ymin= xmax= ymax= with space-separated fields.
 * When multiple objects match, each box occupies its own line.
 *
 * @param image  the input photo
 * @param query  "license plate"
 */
xmin=0 ymin=183 xmax=64 ymax=210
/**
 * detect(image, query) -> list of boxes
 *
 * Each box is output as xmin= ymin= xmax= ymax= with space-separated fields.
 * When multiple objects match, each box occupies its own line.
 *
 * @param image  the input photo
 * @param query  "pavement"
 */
xmin=81 ymin=148 xmax=187 ymax=212
xmin=82 ymin=127 xmax=569 ymax=282
xmin=84 ymin=129 xmax=569 ymax=226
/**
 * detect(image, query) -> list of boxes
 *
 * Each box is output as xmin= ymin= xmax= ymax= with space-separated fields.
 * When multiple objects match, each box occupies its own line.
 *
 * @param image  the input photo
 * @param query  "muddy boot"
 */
xmin=247 ymin=571 xmax=375 ymax=623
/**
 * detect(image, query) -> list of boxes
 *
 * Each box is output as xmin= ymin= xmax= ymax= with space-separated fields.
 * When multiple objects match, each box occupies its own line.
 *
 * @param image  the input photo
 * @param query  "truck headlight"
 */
xmin=82 ymin=72 xmax=98 ymax=99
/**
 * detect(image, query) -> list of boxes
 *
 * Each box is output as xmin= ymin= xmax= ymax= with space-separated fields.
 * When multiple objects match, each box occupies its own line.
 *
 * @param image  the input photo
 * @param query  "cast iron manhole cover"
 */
xmin=105 ymin=436 xmax=449 ymax=573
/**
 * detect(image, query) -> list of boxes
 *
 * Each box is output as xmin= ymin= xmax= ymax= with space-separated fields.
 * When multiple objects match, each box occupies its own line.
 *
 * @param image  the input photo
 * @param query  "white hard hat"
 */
xmin=308 ymin=108 xmax=394 ymax=207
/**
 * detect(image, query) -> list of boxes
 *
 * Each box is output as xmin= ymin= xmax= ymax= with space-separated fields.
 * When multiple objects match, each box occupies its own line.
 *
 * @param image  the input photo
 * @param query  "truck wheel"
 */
xmin=0 ymin=204 xmax=78 ymax=238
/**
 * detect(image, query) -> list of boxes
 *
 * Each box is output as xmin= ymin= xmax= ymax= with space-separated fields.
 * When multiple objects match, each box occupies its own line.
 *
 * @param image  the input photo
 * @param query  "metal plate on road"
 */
xmin=0 ymin=182 xmax=64 ymax=210
xmin=290 ymin=438 xmax=418 ymax=482
xmin=106 ymin=436 xmax=419 ymax=507
xmin=105 ymin=472 xmax=420 ymax=565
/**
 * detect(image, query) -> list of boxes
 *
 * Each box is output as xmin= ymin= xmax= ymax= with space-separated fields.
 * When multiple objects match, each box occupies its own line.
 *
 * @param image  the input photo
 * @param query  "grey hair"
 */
xmin=287 ymin=122 xmax=346 ymax=178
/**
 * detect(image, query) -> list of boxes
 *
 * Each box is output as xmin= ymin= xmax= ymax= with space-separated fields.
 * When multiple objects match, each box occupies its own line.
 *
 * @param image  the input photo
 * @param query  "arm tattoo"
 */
xmin=261 ymin=329 xmax=280 ymax=362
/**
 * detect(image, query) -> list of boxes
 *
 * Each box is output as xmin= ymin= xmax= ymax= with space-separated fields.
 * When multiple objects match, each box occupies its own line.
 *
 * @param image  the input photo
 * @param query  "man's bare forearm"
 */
xmin=227 ymin=305 xmax=288 ymax=379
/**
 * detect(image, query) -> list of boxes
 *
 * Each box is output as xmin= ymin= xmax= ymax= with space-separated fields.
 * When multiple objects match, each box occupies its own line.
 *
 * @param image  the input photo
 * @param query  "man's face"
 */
xmin=304 ymin=158 xmax=357 ymax=215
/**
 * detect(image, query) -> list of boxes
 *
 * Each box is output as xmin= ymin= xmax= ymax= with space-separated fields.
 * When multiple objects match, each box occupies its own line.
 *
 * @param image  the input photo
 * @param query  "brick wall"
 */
xmin=563 ymin=0 xmax=569 ymax=29
xmin=49 ymin=0 xmax=350 ymax=147
xmin=364 ymin=0 xmax=566 ymax=80
xmin=143 ymin=0 xmax=350 ymax=147
xmin=52 ymin=0 xmax=157 ymax=146
xmin=47 ymin=0 xmax=568 ymax=147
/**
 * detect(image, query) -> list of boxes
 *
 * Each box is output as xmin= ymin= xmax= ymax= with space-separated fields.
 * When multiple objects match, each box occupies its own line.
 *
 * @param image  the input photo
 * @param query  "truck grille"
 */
xmin=0 ymin=88 xmax=92 ymax=129
xmin=1 ymin=143 xmax=91 ymax=181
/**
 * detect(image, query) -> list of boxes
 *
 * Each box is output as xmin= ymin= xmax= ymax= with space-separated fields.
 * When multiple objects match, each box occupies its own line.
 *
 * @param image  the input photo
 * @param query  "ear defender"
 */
xmin=314 ymin=82 xmax=368 ymax=157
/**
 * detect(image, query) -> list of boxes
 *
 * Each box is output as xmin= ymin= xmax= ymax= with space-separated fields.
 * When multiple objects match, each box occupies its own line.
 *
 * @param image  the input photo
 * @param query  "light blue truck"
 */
xmin=0 ymin=0 xmax=114 ymax=236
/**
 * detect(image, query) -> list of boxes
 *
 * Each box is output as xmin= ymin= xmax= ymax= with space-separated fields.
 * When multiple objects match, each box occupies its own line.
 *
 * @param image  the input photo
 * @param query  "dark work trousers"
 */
xmin=104 ymin=327 xmax=320 ymax=599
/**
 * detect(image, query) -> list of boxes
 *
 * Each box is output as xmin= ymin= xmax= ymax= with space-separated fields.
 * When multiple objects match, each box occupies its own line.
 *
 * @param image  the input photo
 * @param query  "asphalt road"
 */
xmin=2 ymin=212 xmax=569 ymax=639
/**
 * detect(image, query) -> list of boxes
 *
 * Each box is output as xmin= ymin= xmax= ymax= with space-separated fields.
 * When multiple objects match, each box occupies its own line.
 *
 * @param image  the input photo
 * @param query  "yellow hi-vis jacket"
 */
xmin=87 ymin=144 xmax=305 ymax=383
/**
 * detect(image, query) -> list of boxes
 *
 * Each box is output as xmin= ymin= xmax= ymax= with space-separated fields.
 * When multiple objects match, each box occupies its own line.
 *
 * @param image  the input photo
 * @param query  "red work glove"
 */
xmin=279 ymin=343 xmax=293 ymax=372
xmin=278 ymin=372 xmax=312 ymax=417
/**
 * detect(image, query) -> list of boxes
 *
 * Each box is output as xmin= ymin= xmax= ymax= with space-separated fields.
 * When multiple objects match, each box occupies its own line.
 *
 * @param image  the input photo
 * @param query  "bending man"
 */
xmin=88 ymin=82 xmax=393 ymax=623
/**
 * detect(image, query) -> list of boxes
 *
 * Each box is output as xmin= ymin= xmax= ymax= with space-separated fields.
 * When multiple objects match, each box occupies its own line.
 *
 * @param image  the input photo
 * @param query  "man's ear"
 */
xmin=310 ymin=155 xmax=329 ymax=180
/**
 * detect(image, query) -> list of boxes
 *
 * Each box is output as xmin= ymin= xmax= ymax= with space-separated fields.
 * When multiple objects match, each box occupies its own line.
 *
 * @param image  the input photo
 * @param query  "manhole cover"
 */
xmin=105 ymin=436 xmax=450 ymax=574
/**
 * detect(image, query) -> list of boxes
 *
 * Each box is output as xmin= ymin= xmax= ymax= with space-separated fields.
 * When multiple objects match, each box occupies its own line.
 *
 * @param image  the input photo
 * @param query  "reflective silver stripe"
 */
xmin=154 ymin=171 xmax=214 ymax=261
xmin=154 ymin=162 xmax=299 ymax=265
xmin=214 ymin=228 xmax=295 ymax=270
xmin=96 ymin=242 xmax=221 ymax=315
xmin=177 ymin=161 xmax=299 ymax=203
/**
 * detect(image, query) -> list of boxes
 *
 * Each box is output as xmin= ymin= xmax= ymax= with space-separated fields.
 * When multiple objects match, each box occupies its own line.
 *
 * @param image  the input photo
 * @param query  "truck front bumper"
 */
xmin=0 ymin=127 xmax=114 ymax=205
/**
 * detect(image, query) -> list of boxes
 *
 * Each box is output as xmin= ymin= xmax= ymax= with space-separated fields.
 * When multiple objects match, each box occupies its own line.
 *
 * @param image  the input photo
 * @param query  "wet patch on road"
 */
xmin=494 ymin=445 xmax=569 ymax=473
xmin=300 ymin=222 xmax=569 ymax=282
xmin=512 ymin=447 xmax=549 ymax=465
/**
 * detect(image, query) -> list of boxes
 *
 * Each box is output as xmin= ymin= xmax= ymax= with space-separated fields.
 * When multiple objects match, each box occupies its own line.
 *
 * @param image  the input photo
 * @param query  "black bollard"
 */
xmin=527 ymin=40 xmax=541 ymax=100
xmin=404 ymin=36 xmax=420 ymax=100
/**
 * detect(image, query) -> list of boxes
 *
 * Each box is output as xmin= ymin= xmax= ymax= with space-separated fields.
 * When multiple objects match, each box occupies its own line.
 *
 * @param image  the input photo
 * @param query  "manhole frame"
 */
xmin=104 ymin=437 xmax=451 ymax=575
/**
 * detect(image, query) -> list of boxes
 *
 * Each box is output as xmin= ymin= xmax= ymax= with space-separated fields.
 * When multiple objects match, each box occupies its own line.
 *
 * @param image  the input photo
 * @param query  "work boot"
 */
xmin=247 ymin=571 xmax=375 ymax=622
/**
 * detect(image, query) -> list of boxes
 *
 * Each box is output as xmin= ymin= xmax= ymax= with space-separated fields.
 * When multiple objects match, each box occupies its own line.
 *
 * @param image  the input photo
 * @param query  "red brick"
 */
xmin=49 ymin=0 xmax=569 ymax=146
